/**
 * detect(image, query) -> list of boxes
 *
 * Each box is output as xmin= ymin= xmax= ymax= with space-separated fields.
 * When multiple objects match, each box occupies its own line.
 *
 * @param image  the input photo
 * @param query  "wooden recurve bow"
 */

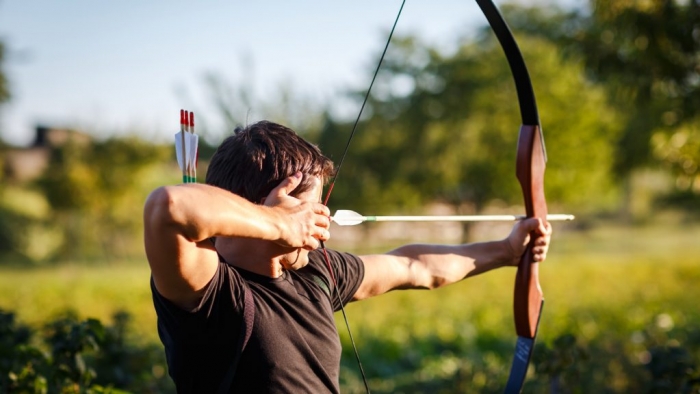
xmin=473 ymin=1 xmax=548 ymax=392
xmin=324 ymin=2 xmax=546 ymax=392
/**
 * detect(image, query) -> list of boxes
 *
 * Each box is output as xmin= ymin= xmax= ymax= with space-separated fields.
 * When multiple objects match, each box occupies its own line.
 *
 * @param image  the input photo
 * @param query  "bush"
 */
xmin=0 ymin=309 xmax=173 ymax=394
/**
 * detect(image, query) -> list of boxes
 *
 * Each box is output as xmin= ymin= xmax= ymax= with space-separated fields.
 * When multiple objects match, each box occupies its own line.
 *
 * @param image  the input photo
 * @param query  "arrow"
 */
xmin=175 ymin=109 xmax=188 ymax=183
xmin=331 ymin=209 xmax=574 ymax=226
xmin=186 ymin=111 xmax=199 ymax=183
xmin=175 ymin=109 xmax=199 ymax=183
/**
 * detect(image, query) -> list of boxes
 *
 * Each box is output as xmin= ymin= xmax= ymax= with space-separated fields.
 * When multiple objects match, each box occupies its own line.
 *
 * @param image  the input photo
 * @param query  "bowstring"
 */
xmin=319 ymin=1 xmax=406 ymax=393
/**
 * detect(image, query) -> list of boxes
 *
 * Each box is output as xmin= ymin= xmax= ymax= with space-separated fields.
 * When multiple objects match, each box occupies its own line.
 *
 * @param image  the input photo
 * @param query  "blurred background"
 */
xmin=1 ymin=0 xmax=699 ymax=393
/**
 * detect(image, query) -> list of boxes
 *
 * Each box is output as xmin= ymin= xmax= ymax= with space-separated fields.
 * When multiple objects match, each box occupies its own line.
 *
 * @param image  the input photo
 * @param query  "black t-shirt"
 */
xmin=151 ymin=248 xmax=365 ymax=393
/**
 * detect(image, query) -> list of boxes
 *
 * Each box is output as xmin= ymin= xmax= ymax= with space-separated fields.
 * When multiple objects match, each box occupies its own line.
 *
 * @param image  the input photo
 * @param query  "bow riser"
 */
xmin=474 ymin=2 xmax=548 ymax=390
xmin=514 ymin=124 xmax=547 ymax=339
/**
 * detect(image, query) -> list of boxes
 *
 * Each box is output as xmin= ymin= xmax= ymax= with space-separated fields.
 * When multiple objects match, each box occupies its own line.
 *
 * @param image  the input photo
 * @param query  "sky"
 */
xmin=0 ymin=0 xmax=577 ymax=147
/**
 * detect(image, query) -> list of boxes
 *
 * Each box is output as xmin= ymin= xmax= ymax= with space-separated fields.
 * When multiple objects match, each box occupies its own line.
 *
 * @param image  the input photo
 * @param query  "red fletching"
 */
xmin=189 ymin=112 xmax=194 ymax=128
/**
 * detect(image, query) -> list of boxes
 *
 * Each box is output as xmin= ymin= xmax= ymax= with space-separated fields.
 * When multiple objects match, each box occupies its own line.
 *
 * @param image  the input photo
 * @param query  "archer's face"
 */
xmin=279 ymin=176 xmax=325 ymax=271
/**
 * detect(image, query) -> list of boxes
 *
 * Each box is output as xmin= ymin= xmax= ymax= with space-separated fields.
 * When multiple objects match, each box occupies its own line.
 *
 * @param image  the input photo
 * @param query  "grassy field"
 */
xmin=335 ymin=218 xmax=700 ymax=392
xmin=1 ymin=218 xmax=699 ymax=392
xmin=0 ymin=263 xmax=158 ymax=343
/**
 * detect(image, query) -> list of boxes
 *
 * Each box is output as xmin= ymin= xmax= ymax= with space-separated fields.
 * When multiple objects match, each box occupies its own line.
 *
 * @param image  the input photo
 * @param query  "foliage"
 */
xmin=327 ymin=2 xmax=700 ymax=219
xmin=3 ymin=258 xmax=700 ymax=393
xmin=3 ymin=2 xmax=697 ymax=263
xmin=0 ymin=136 xmax=174 ymax=263
xmin=319 ymin=29 xmax=621 ymax=217
xmin=652 ymin=119 xmax=700 ymax=195
xmin=0 ymin=309 xmax=172 ymax=393
xmin=0 ymin=186 xmax=64 ymax=262
xmin=336 ymin=324 xmax=700 ymax=394
xmin=332 ymin=218 xmax=700 ymax=393
xmin=338 ymin=276 xmax=700 ymax=393
xmin=0 ymin=39 xmax=10 ymax=105
xmin=2 ymin=219 xmax=698 ymax=393
xmin=506 ymin=0 xmax=700 ymax=191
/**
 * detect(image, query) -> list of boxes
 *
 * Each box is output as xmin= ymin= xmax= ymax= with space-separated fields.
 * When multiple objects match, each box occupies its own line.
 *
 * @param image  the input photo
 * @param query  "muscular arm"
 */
xmin=144 ymin=174 xmax=329 ymax=309
xmin=352 ymin=218 xmax=550 ymax=301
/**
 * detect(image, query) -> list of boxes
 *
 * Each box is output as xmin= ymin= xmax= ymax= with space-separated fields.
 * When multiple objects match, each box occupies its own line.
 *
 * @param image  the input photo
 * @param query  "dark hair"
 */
xmin=205 ymin=121 xmax=335 ymax=203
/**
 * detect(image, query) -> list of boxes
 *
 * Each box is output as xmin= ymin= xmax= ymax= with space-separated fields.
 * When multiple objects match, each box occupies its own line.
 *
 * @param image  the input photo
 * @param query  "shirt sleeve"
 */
xmin=150 ymin=263 xmax=253 ymax=392
xmin=309 ymin=248 xmax=364 ymax=311
xmin=151 ymin=261 xmax=248 ymax=340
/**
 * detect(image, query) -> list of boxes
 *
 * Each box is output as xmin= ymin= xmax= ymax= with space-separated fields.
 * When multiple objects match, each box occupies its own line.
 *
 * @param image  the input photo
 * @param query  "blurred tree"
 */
xmin=0 ymin=38 xmax=22 ymax=260
xmin=0 ymin=185 xmax=59 ymax=263
xmin=507 ymin=0 xmax=700 ymax=208
xmin=0 ymin=39 xmax=10 ymax=105
xmin=0 ymin=36 xmax=10 ymax=179
xmin=34 ymin=134 xmax=172 ymax=262
xmin=652 ymin=119 xmax=700 ymax=210
xmin=320 ymin=28 xmax=621 ymax=223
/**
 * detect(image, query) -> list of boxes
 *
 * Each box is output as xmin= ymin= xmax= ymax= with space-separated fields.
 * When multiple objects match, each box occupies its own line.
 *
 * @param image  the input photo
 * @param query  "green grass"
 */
xmin=1 ymin=220 xmax=698 ymax=343
xmin=1 ymin=219 xmax=699 ymax=392
xmin=341 ymin=218 xmax=700 ymax=333
xmin=0 ymin=263 xmax=158 ymax=343
xmin=333 ymin=219 xmax=700 ymax=392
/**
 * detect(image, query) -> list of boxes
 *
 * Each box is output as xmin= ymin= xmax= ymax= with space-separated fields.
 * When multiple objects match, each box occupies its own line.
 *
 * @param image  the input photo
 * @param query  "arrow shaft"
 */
xmin=363 ymin=214 xmax=572 ymax=222
xmin=331 ymin=213 xmax=574 ymax=226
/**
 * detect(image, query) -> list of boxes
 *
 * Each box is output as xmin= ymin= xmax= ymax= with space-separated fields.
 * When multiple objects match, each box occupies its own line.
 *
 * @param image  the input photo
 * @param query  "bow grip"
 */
xmin=514 ymin=124 xmax=547 ymax=339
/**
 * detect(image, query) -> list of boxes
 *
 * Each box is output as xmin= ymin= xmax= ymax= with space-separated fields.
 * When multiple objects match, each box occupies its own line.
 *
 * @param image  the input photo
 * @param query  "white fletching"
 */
xmin=175 ymin=131 xmax=186 ymax=171
xmin=331 ymin=210 xmax=365 ymax=226
xmin=186 ymin=133 xmax=198 ymax=169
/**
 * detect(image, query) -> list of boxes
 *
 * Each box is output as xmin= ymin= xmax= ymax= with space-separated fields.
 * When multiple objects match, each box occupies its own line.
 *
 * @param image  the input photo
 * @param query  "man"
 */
xmin=143 ymin=121 xmax=551 ymax=393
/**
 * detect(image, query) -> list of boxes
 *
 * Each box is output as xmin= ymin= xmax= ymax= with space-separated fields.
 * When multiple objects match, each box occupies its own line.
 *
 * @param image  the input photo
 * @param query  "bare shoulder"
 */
xmin=143 ymin=187 xmax=220 ymax=310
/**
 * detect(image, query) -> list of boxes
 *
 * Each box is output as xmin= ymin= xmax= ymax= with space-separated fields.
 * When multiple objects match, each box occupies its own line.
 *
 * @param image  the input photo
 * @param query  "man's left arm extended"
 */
xmin=352 ymin=217 xmax=550 ymax=301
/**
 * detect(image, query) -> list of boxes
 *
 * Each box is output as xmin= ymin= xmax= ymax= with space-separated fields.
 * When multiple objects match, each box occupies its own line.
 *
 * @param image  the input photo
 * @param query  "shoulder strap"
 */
xmin=216 ymin=284 xmax=255 ymax=394
xmin=213 ymin=246 xmax=256 ymax=394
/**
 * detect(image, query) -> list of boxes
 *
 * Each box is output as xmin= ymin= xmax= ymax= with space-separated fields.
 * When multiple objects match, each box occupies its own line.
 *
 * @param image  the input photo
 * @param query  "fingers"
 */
xmin=529 ymin=218 xmax=551 ymax=262
xmin=313 ymin=201 xmax=331 ymax=219
xmin=267 ymin=172 xmax=303 ymax=203
xmin=301 ymin=223 xmax=331 ymax=250
xmin=507 ymin=217 xmax=552 ymax=264
xmin=308 ymin=228 xmax=331 ymax=250
xmin=304 ymin=207 xmax=331 ymax=249
xmin=538 ymin=219 xmax=552 ymax=237
xmin=531 ymin=243 xmax=548 ymax=262
xmin=281 ymin=201 xmax=332 ymax=250
xmin=521 ymin=217 xmax=549 ymax=235
xmin=264 ymin=173 xmax=334 ymax=251
xmin=314 ymin=205 xmax=331 ymax=244
xmin=305 ymin=202 xmax=331 ymax=248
